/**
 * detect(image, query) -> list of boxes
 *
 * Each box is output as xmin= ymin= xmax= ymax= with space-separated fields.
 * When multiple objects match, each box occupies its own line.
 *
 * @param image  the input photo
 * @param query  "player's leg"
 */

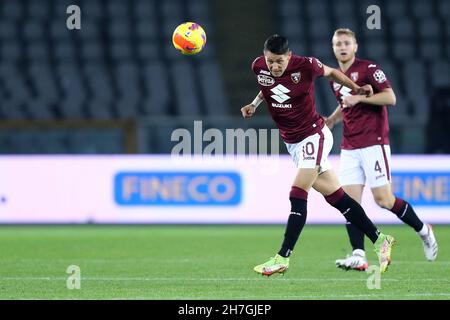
xmin=335 ymin=149 xmax=368 ymax=269
xmin=313 ymin=169 xmax=395 ymax=273
xmin=254 ymin=129 xmax=324 ymax=276
xmin=363 ymin=145 xmax=438 ymax=261
xmin=313 ymin=170 xmax=380 ymax=244
xmin=253 ymin=166 xmax=319 ymax=276
xmin=342 ymin=185 xmax=365 ymax=251
xmin=279 ymin=166 xmax=319 ymax=255
xmin=337 ymin=185 xmax=368 ymax=270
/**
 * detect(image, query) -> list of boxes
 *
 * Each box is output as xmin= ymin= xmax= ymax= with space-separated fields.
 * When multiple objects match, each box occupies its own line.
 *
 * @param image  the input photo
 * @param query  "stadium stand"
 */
xmin=0 ymin=0 xmax=448 ymax=154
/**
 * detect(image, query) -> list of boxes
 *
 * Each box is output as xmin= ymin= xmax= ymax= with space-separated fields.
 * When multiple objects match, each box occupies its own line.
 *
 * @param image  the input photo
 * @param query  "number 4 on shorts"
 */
xmin=375 ymin=161 xmax=382 ymax=173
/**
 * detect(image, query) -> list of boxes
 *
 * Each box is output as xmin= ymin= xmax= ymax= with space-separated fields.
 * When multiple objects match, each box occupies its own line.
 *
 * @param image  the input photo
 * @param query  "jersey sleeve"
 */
xmin=307 ymin=57 xmax=325 ymax=79
xmin=251 ymin=56 xmax=261 ymax=74
xmin=367 ymin=65 xmax=391 ymax=91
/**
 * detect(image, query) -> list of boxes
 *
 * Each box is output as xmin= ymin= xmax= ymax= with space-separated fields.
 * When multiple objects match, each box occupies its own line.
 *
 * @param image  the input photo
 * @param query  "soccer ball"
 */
xmin=172 ymin=22 xmax=207 ymax=55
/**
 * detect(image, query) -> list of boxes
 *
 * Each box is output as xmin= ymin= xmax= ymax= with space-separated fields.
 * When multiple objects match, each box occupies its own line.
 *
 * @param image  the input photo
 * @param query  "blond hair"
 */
xmin=332 ymin=28 xmax=357 ymax=43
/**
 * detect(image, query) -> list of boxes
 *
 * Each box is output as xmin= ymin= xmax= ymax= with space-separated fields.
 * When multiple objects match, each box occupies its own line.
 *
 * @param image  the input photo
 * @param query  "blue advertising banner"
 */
xmin=114 ymin=171 xmax=242 ymax=206
xmin=392 ymin=172 xmax=450 ymax=206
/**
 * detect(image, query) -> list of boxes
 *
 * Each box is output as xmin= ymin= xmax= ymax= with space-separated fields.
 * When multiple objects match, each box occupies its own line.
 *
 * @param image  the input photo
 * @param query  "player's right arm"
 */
xmin=323 ymin=65 xmax=373 ymax=97
xmin=325 ymin=105 xmax=343 ymax=130
xmin=241 ymin=91 xmax=263 ymax=118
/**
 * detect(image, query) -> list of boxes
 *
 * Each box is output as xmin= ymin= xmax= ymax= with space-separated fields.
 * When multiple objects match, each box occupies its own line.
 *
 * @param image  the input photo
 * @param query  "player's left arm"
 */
xmin=342 ymin=88 xmax=396 ymax=108
xmin=323 ymin=65 xmax=373 ymax=97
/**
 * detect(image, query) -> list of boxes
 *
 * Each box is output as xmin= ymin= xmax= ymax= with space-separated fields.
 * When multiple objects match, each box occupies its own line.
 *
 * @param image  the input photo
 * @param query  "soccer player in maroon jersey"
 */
xmin=241 ymin=34 xmax=395 ymax=276
xmin=325 ymin=28 xmax=438 ymax=271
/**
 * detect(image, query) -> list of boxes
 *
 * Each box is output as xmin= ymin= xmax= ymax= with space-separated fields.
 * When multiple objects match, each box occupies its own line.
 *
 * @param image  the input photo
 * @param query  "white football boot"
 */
xmin=420 ymin=224 xmax=438 ymax=261
xmin=335 ymin=250 xmax=368 ymax=271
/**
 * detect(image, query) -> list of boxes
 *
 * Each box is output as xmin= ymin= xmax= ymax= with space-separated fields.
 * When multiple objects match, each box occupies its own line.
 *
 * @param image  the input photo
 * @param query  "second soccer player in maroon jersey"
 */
xmin=325 ymin=29 xmax=438 ymax=271
xmin=241 ymin=34 xmax=395 ymax=276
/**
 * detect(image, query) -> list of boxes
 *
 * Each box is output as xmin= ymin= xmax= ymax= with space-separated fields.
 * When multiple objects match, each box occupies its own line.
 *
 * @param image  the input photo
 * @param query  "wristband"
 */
xmin=251 ymin=96 xmax=263 ymax=108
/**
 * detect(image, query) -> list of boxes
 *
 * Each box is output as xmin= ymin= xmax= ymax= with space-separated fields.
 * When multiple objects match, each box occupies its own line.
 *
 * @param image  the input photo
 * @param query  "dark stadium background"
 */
xmin=0 ymin=0 xmax=448 ymax=155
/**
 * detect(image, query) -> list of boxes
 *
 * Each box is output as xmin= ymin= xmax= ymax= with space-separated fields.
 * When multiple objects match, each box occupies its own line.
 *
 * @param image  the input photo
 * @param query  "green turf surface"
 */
xmin=0 ymin=225 xmax=448 ymax=300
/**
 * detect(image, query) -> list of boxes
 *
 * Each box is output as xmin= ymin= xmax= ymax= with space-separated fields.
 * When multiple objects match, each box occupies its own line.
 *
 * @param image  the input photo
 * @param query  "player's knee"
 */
xmin=373 ymin=194 xmax=393 ymax=209
xmin=290 ymin=186 xmax=308 ymax=201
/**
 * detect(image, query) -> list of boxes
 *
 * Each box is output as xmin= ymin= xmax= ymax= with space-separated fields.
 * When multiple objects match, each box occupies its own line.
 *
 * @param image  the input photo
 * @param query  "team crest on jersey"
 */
xmin=351 ymin=72 xmax=359 ymax=81
xmin=257 ymin=74 xmax=275 ymax=86
xmin=333 ymin=82 xmax=342 ymax=91
xmin=291 ymin=72 xmax=301 ymax=84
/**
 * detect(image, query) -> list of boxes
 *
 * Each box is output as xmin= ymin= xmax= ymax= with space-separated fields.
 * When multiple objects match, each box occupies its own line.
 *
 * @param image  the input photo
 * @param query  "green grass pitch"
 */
xmin=0 ymin=225 xmax=449 ymax=300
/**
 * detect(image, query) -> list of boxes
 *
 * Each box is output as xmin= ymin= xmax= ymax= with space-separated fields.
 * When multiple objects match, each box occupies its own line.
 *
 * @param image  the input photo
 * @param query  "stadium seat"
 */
xmin=364 ymin=39 xmax=388 ymax=60
xmin=430 ymin=60 xmax=450 ymax=88
xmin=81 ymin=1 xmax=103 ymax=20
xmin=109 ymin=20 xmax=131 ymax=40
xmin=418 ymin=18 xmax=441 ymax=40
xmin=0 ymin=20 xmax=18 ymax=40
xmin=29 ymin=63 xmax=59 ymax=104
xmin=420 ymin=41 xmax=442 ymax=60
xmin=27 ymin=42 xmax=50 ymax=62
xmin=410 ymin=0 xmax=434 ymax=20
xmin=2 ymin=1 xmax=23 ymax=21
xmin=27 ymin=1 xmax=50 ymax=21
xmin=400 ymin=124 xmax=427 ymax=153
xmin=57 ymin=64 xmax=87 ymax=118
xmin=392 ymin=40 xmax=416 ymax=60
xmin=290 ymin=42 xmax=308 ymax=56
xmin=446 ymin=21 xmax=450 ymax=40
xmin=27 ymin=99 xmax=56 ymax=121
xmin=54 ymin=41 xmax=77 ymax=61
xmin=82 ymin=41 xmax=104 ymax=61
xmin=0 ymin=97 xmax=27 ymax=120
xmin=402 ymin=60 xmax=429 ymax=124
xmin=198 ymin=62 xmax=228 ymax=116
xmin=279 ymin=0 xmax=302 ymax=18
xmin=310 ymin=17 xmax=332 ymax=40
xmin=437 ymin=0 xmax=450 ymax=19
xmin=107 ymin=0 xmax=128 ymax=18
xmin=281 ymin=19 xmax=303 ymax=40
xmin=110 ymin=41 xmax=133 ymax=62
xmin=385 ymin=0 xmax=408 ymax=20
xmin=188 ymin=0 xmax=211 ymax=20
xmin=134 ymin=0 xmax=156 ymax=19
xmin=137 ymin=42 xmax=158 ymax=61
xmin=332 ymin=0 xmax=355 ymax=21
xmin=311 ymin=42 xmax=333 ymax=61
xmin=392 ymin=18 xmax=415 ymax=40
xmin=333 ymin=18 xmax=358 ymax=34
xmin=1 ymin=41 xmax=21 ymax=62
xmin=136 ymin=20 xmax=158 ymax=41
xmin=142 ymin=62 xmax=171 ymax=116
xmin=161 ymin=1 xmax=183 ymax=20
xmin=78 ymin=21 xmax=101 ymax=41
xmin=23 ymin=21 xmax=45 ymax=41
xmin=115 ymin=63 xmax=141 ymax=118
xmin=171 ymin=61 xmax=202 ymax=116
xmin=306 ymin=0 xmax=327 ymax=19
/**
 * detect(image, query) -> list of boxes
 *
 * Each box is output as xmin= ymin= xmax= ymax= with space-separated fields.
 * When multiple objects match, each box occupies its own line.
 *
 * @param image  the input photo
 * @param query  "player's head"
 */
xmin=332 ymin=28 xmax=358 ymax=63
xmin=263 ymin=34 xmax=292 ymax=77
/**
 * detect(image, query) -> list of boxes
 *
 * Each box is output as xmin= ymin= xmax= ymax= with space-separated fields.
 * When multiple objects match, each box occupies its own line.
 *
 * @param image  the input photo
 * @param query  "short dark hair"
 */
xmin=263 ymin=35 xmax=289 ymax=55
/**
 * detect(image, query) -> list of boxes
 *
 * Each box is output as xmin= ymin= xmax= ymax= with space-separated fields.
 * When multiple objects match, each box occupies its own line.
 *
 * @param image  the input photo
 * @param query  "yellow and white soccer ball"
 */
xmin=172 ymin=22 xmax=207 ymax=55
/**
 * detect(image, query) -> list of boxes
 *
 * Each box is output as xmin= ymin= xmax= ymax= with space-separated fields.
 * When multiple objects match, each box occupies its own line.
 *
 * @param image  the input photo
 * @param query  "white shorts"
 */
xmin=285 ymin=125 xmax=333 ymax=174
xmin=339 ymin=145 xmax=391 ymax=188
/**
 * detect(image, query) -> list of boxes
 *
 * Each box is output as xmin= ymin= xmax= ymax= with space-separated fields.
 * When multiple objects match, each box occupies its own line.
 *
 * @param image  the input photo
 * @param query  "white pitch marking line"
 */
xmin=1 ymin=276 xmax=450 ymax=283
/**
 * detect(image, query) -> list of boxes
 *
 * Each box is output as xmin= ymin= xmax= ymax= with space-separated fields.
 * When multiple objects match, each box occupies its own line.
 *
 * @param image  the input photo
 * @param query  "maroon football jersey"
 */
xmin=330 ymin=58 xmax=392 ymax=150
xmin=252 ymin=54 xmax=325 ymax=143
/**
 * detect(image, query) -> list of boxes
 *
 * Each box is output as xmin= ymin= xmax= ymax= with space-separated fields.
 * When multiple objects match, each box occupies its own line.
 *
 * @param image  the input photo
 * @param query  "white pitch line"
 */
xmin=1 ymin=276 xmax=450 ymax=283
